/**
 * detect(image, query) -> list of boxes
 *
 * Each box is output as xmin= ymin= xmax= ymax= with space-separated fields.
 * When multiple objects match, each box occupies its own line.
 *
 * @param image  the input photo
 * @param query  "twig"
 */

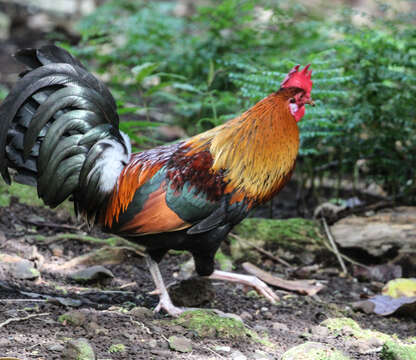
xmin=322 ymin=240 xmax=369 ymax=268
xmin=22 ymin=219 xmax=81 ymax=231
xmin=321 ymin=216 xmax=348 ymax=274
xmin=0 ymin=299 xmax=47 ymax=303
xmin=0 ymin=312 xmax=49 ymax=328
xmin=33 ymin=233 xmax=145 ymax=254
xmin=229 ymin=233 xmax=292 ymax=268
xmin=119 ymin=282 xmax=136 ymax=289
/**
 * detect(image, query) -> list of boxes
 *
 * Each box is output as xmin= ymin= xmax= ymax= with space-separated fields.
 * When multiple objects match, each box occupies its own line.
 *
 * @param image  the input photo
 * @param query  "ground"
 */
xmin=0 ymin=196 xmax=415 ymax=360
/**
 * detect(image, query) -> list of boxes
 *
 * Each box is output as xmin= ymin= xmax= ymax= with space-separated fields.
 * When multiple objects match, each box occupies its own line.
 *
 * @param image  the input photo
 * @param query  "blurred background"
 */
xmin=0 ymin=0 xmax=415 ymax=217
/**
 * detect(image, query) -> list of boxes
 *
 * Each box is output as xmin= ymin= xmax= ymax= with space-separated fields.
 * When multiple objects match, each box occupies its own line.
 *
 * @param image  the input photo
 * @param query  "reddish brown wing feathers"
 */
xmin=104 ymin=143 xmax=180 ymax=228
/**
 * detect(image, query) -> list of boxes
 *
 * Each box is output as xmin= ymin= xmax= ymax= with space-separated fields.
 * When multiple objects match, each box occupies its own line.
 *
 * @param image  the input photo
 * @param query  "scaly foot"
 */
xmin=208 ymin=270 xmax=279 ymax=303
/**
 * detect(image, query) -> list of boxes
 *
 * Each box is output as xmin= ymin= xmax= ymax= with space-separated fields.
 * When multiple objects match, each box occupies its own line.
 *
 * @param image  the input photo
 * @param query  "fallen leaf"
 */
xmin=242 ymin=262 xmax=325 ymax=296
xmin=382 ymin=278 xmax=416 ymax=298
xmin=353 ymin=295 xmax=416 ymax=316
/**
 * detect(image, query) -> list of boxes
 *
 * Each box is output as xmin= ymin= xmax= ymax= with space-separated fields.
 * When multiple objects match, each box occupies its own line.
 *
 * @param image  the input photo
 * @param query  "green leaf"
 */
xmin=131 ymin=62 xmax=159 ymax=84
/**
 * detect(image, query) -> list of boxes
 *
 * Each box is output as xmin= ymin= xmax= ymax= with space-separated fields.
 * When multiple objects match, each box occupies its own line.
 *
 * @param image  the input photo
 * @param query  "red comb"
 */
xmin=281 ymin=64 xmax=313 ymax=95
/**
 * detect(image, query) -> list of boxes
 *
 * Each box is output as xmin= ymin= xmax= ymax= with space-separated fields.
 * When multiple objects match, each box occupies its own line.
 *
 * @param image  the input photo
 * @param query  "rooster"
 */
xmin=0 ymin=46 xmax=313 ymax=316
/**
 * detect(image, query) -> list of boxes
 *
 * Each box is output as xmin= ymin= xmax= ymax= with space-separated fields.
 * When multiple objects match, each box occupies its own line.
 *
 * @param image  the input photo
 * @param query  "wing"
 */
xmin=103 ymin=141 xmax=251 ymax=237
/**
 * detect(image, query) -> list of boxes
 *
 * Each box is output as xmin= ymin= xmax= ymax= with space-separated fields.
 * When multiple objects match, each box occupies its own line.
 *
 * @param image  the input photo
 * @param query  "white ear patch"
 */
xmin=289 ymin=102 xmax=299 ymax=116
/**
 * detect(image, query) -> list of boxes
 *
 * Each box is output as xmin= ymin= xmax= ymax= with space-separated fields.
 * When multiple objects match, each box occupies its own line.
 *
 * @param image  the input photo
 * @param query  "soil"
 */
xmin=0 ymin=200 xmax=415 ymax=360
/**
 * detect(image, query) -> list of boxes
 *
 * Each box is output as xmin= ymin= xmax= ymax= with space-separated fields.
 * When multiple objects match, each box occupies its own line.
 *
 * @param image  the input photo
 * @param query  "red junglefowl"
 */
xmin=0 ymin=46 xmax=314 ymax=316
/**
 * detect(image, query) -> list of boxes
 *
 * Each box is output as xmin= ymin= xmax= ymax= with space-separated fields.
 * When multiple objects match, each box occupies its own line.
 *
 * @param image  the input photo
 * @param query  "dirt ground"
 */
xmin=0 ymin=200 xmax=415 ymax=360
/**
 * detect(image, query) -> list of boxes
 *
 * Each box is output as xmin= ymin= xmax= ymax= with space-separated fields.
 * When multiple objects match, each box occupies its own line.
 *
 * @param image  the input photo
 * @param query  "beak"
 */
xmin=305 ymin=98 xmax=315 ymax=106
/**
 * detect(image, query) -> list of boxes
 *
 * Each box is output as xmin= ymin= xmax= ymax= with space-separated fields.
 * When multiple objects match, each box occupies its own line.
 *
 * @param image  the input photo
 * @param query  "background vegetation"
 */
xmin=8 ymin=0 xmax=416 ymax=205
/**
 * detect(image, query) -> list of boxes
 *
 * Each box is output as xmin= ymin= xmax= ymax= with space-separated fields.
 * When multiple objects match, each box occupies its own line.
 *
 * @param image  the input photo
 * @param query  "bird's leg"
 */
xmin=145 ymin=255 xmax=184 ymax=317
xmin=207 ymin=270 xmax=279 ymax=304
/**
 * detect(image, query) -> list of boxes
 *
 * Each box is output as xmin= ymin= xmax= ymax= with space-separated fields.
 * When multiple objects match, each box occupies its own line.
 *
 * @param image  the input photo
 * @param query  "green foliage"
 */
xmin=66 ymin=0 xmax=416 ymax=202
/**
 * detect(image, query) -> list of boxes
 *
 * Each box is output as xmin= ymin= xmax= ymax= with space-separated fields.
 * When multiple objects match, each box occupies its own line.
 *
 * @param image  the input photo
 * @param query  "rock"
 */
xmin=214 ymin=345 xmax=231 ymax=353
xmin=240 ymin=311 xmax=253 ymax=321
xmin=85 ymin=321 xmax=108 ymax=336
xmin=353 ymin=337 xmax=384 ymax=354
xmin=174 ymin=310 xmax=255 ymax=339
xmin=381 ymin=340 xmax=416 ymax=360
xmin=310 ymin=325 xmax=329 ymax=338
xmin=168 ymin=335 xmax=192 ymax=353
xmin=253 ymin=350 xmax=273 ymax=360
xmin=58 ymin=310 xmax=87 ymax=327
xmin=263 ymin=311 xmax=273 ymax=320
xmin=49 ymin=244 xmax=64 ymax=257
xmin=231 ymin=350 xmax=247 ymax=360
xmin=169 ymin=278 xmax=215 ymax=307
xmin=281 ymin=342 xmax=350 ymax=360
xmin=45 ymin=343 xmax=65 ymax=352
xmin=10 ymin=259 xmax=40 ymax=280
xmin=63 ymin=338 xmax=95 ymax=360
xmin=68 ymin=265 xmax=114 ymax=283
xmin=272 ymin=322 xmax=290 ymax=332
xmin=330 ymin=207 xmax=416 ymax=257
xmin=147 ymin=339 xmax=158 ymax=349
xmin=129 ymin=306 xmax=154 ymax=320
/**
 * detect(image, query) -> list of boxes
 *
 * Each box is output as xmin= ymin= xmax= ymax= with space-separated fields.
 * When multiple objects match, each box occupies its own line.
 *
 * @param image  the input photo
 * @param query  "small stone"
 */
xmin=63 ymin=338 xmax=95 ymax=360
xmin=272 ymin=322 xmax=289 ymax=332
xmin=147 ymin=339 xmax=158 ymax=349
xmin=239 ymin=311 xmax=253 ymax=321
xmin=169 ymin=278 xmax=215 ymax=307
xmin=86 ymin=321 xmax=108 ymax=336
xmin=254 ymin=324 xmax=268 ymax=333
xmin=214 ymin=345 xmax=231 ymax=353
xmin=129 ymin=306 xmax=153 ymax=319
xmin=45 ymin=343 xmax=64 ymax=352
xmin=353 ymin=337 xmax=384 ymax=354
xmin=69 ymin=265 xmax=114 ymax=284
xmin=231 ymin=350 xmax=247 ymax=360
xmin=310 ymin=325 xmax=329 ymax=338
xmin=263 ymin=311 xmax=273 ymax=320
xmin=58 ymin=310 xmax=87 ymax=327
xmin=253 ymin=350 xmax=273 ymax=360
xmin=50 ymin=244 xmax=64 ymax=257
xmin=168 ymin=335 xmax=192 ymax=353
xmin=10 ymin=259 xmax=40 ymax=280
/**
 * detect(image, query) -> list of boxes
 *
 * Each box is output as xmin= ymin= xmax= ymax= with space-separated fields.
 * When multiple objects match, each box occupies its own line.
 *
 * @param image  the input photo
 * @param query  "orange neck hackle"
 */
xmin=186 ymin=87 xmax=302 ymax=204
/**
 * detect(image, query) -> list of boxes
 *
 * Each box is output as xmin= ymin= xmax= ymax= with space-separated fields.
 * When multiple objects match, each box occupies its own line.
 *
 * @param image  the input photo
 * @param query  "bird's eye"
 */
xmin=290 ymin=98 xmax=296 ymax=103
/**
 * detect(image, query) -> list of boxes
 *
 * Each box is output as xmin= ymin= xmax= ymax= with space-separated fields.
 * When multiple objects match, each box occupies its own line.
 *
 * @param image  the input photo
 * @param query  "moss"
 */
xmin=30 ymin=268 xmax=40 ymax=277
xmin=381 ymin=340 xmax=416 ymax=360
xmin=108 ymin=344 xmax=126 ymax=353
xmin=232 ymin=218 xmax=324 ymax=253
xmin=173 ymin=310 xmax=269 ymax=345
xmin=281 ymin=342 xmax=350 ymax=360
xmin=215 ymin=249 xmax=234 ymax=271
xmin=58 ymin=311 xmax=86 ymax=326
xmin=66 ymin=338 xmax=95 ymax=360
xmin=321 ymin=317 xmax=391 ymax=343
xmin=0 ymin=180 xmax=74 ymax=215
